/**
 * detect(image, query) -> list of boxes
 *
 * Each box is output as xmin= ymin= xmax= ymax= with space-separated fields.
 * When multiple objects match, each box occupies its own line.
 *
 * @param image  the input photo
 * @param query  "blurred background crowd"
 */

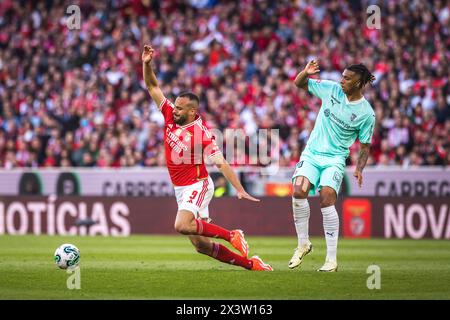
xmin=0 ymin=0 xmax=449 ymax=169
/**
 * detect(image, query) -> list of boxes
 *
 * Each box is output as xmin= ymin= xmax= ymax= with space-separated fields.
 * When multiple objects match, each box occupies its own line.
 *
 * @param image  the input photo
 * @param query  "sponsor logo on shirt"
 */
xmin=323 ymin=109 xmax=358 ymax=131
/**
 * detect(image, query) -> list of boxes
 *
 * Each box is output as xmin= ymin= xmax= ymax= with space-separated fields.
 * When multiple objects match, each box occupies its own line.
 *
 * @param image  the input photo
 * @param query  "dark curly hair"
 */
xmin=346 ymin=64 xmax=376 ymax=88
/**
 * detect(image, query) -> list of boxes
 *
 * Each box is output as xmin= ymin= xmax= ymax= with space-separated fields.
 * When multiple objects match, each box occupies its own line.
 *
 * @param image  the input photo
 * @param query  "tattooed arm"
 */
xmin=353 ymin=143 xmax=371 ymax=188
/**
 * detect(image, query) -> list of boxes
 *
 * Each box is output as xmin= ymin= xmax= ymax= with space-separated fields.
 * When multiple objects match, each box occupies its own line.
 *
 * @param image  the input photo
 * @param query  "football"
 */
xmin=54 ymin=244 xmax=80 ymax=269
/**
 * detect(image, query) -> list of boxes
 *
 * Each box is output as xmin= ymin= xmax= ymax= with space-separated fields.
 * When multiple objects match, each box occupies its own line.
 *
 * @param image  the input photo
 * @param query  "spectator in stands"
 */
xmin=0 ymin=0 xmax=448 ymax=169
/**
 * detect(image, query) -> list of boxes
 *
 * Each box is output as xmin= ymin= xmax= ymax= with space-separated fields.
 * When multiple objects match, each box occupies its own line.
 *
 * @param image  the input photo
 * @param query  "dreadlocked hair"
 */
xmin=347 ymin=64 xmax=376 ymax=88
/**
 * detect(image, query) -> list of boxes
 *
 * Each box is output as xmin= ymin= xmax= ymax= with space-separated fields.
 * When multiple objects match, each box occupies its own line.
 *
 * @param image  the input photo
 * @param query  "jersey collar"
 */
xmin=345 ymin=95 xmax=366 ymax=105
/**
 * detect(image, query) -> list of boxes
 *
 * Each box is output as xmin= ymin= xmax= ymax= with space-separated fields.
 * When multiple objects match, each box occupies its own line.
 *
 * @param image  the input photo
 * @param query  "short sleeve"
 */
xmin=202 ymin=127 xmax=222 ymax=158
xmin=359 ymin=113 xmax=376 ymax=144
xmin=159 ymin=98 xmax=174 ymax=122
xmin=307 ymin=79 xmax=338 ymax=99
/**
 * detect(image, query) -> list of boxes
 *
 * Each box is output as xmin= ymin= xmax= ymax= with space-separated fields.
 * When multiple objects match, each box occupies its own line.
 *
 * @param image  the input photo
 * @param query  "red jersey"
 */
xmin=159 ymin=98 xmax=221 ymax=186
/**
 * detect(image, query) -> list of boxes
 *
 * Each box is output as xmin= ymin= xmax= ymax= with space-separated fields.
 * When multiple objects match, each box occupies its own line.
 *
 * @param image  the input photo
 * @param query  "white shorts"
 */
xmin=174 ymin=176 xmax=214 ymax=221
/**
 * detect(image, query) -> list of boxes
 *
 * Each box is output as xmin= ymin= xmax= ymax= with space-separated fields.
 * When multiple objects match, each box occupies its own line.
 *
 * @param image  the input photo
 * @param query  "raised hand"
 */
xmin=142 ymin=45 xmax=154 ymax=64
xmin=304 ymin=60 xmax=320 ymax=75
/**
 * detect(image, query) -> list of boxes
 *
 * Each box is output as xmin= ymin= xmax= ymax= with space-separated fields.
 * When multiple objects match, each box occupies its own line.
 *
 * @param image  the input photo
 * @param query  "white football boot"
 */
xmin=288 ymin=241 xmax=313 ymax=269
xmin=317 ymin=259 xmax=338 ymax=272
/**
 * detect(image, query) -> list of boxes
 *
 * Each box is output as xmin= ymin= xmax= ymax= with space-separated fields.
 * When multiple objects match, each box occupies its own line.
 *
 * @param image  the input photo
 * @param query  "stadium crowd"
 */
xmin=0 ymin=0 xmax=449 ymax=169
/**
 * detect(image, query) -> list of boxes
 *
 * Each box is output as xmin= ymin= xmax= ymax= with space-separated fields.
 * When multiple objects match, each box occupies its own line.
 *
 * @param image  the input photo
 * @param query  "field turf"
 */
xmin=0 ymin=235 xmax=449 ymax=299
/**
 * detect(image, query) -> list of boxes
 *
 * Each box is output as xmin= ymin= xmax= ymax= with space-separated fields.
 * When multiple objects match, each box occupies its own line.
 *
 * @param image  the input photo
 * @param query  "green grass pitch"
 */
xmin=0 ymin=235 xmax=449 ymax=299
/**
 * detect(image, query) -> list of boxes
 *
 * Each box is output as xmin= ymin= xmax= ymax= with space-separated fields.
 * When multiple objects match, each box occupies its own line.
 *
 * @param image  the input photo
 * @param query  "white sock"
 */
xmin=321 ymin=205 xmax=339 ymax=261
xmin=292 ymin=198 xmax=310 ymax=247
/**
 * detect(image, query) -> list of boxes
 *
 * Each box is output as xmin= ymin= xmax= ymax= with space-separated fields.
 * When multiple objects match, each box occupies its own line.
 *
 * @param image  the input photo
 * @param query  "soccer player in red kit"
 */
xmin=142 ymin=45 xmax=273 ymax=271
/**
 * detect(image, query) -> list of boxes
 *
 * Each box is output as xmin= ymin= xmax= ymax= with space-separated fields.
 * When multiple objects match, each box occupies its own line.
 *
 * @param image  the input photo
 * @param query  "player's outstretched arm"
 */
xmin=142 ymin=44 xmax=165 ymax=107
xmin=353 ymin=143 xmax=371 ymax=188
xmin=210 ymin=153 xmax=260 ymax=202
xmin=294 ymin=60 xmax=320 ymax=90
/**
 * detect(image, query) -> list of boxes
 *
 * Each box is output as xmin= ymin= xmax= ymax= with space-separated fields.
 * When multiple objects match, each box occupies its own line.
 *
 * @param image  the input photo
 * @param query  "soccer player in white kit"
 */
xmin=290 ymin=61 xmax=376 ymax=272
xmin=142 ymin=45 xmax=273 ymax=271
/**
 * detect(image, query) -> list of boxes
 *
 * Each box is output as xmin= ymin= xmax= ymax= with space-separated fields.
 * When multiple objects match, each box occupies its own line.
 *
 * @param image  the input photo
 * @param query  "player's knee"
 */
xmin=293 ymin=186 xmax=308 ymax=199
xmin=174 ymin=221 xmax=190 ymax=235
xmin=292 ymin=177 xmax=309 ymax=199
xmin=319 ymin=190 xmax=336 ymax=207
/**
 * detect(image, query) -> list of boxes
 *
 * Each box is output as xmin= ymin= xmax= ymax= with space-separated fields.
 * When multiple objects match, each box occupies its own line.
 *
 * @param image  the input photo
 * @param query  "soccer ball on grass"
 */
xmin=54 ymin=243 xmax=80 ymax=269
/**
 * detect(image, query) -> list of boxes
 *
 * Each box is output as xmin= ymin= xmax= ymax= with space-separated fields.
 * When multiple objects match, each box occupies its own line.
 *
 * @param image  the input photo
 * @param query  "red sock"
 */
xmin=196 ymin=219 xmax=231 ymax=241
xmin=210 ymin=243 xmax=253 ymax=270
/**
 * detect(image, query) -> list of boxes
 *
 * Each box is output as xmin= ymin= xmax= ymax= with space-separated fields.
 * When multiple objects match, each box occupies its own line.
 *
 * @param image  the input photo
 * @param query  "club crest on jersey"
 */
xmin=351 ymin=113 xmax=357 ymax=121
xmin=333 ymin=171 xmax=342 ymax=183
xmin=324 ymin=109 xmax=330 ymax=117
xmin=184 ymin=132 xmax=192 ymax=142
